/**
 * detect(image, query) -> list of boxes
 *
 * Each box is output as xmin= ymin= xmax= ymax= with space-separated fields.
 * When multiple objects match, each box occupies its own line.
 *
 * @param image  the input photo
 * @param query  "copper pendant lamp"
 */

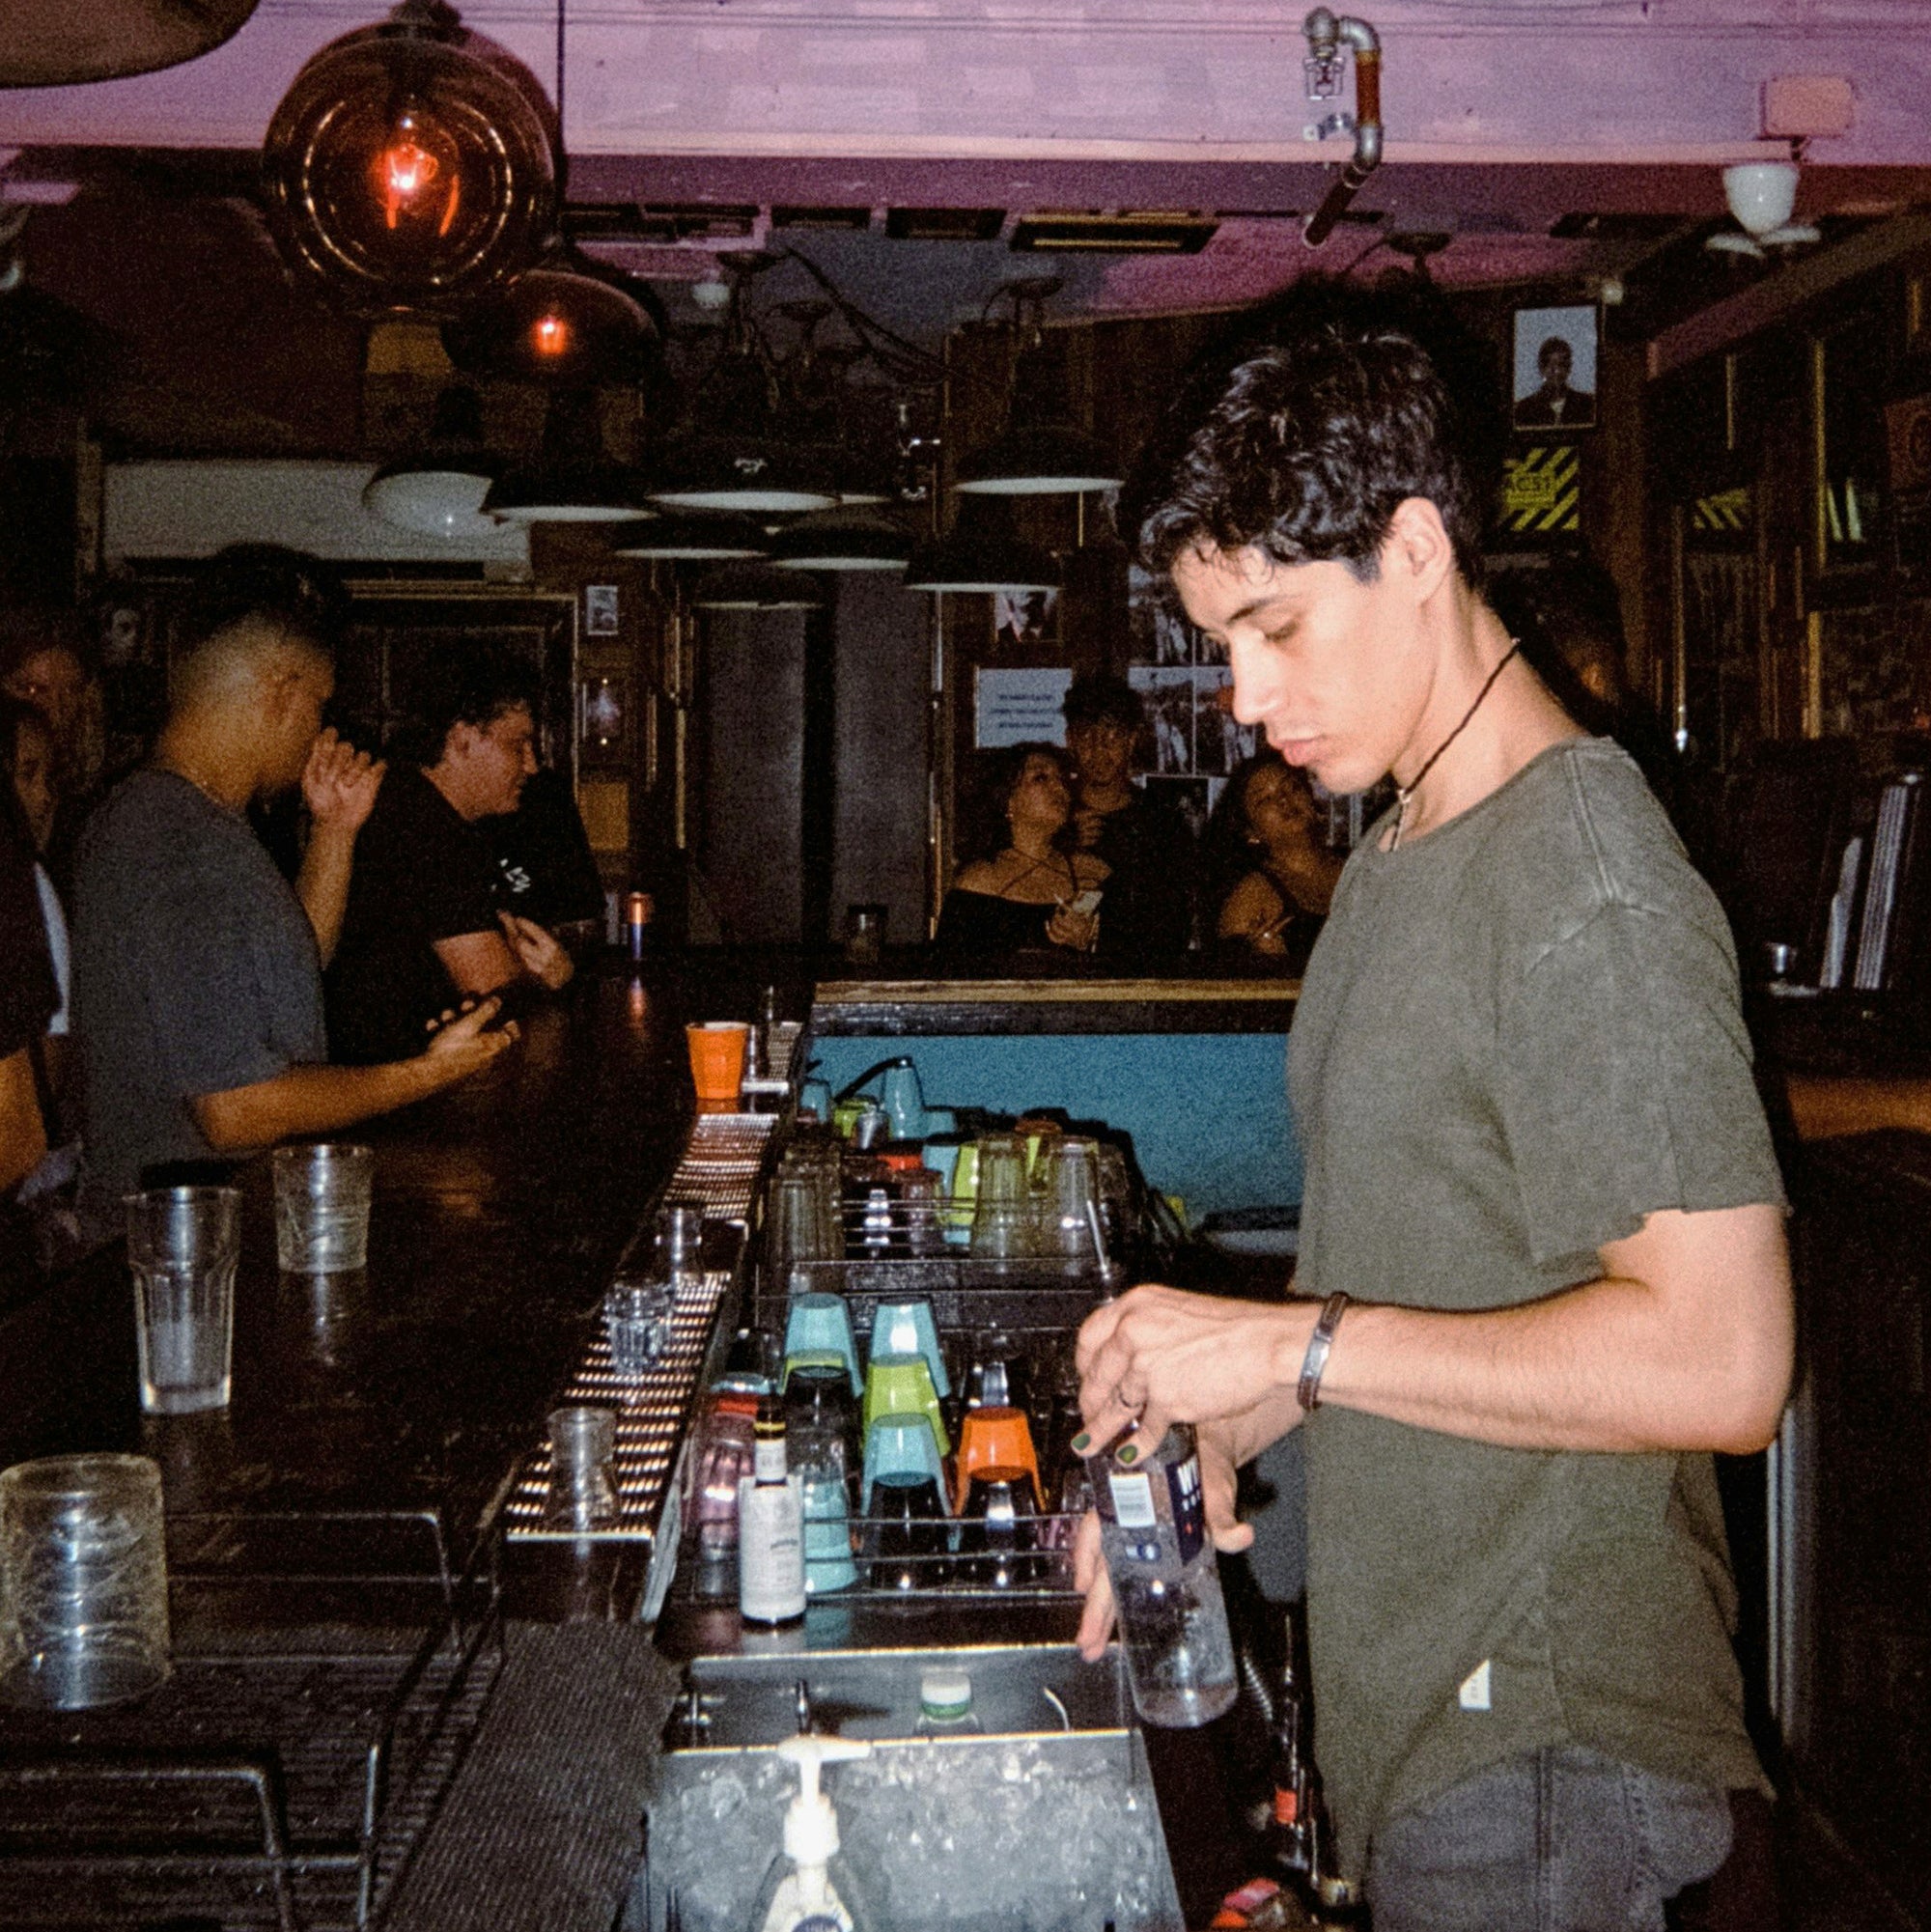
xmin=3 ymin=0 xmax=259 ymax=87
xmin=261 ymin=0 xmax=556 ymax=316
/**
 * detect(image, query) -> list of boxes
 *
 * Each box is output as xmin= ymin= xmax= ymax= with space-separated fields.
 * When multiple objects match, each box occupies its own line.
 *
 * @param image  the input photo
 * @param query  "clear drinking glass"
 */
xmin=770 ymin=1174 xmax=825 ymax=1284
xmin=653 ymin=1199 xmax=708 ymax=1290
xmin=971 ymin=1134 xmax=1033 ymax=1259
xmin=0 ymin=1453 xmax=171 ymax=1710
xmin=126 ymin=1186 xmax=240 ymax=1414
xmin=271 ymin=1142 xmax=375 ymax=1273
xmin=545 ymin=1406 xmax=621 ymax=1530
xmin=1043 ymin=1135 xmax=1102 ymax=1260
xmin=604 ymin=1281 xmax=676 ymax=1376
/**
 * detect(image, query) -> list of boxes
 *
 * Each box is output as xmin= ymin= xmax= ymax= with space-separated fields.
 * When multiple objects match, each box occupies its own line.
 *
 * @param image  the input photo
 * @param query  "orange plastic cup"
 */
xmin=954 ymin=1404 xmax=1042 ymax=1512
xmin=686 ymin=1022 xmax=749 ymax=1108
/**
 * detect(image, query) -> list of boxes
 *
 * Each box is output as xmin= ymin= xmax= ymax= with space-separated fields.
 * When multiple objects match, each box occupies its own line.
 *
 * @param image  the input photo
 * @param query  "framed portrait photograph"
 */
xmin=993 ymin=587 xmax=1057 ymax=650
xmin=1512 ymin=305 xmax=1599 ymax=433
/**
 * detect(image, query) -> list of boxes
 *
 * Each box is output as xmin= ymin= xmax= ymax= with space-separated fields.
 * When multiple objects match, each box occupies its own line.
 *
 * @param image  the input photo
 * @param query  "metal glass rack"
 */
xmin=0 ymin=1509 xmax=503 ymax=1932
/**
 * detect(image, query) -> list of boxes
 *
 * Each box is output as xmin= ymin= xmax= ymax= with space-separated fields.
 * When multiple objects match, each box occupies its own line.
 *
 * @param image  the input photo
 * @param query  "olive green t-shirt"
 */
xmin=1288 ymin=738 xmax=1784 ymax=1878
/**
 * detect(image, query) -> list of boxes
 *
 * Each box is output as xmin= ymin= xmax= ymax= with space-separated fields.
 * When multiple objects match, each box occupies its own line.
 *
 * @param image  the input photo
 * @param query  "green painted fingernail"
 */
xmin=1117 ymin=1443 xmax=1138 ymax=1466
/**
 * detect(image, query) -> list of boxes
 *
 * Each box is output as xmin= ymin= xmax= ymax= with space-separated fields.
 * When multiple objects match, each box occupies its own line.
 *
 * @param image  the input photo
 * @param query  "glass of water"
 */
xmin=126 ymin=1186 xmax=240 ymax=1414
xmin=271 ymin=1143 xmax=375 ymax=1273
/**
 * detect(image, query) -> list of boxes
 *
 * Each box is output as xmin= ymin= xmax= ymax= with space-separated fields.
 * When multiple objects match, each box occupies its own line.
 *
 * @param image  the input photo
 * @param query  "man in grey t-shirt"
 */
xmin=1072 ymin=291 xmax=1792 ymax=1930
xmin=72 ymin=554 xmax=521 ymax=1239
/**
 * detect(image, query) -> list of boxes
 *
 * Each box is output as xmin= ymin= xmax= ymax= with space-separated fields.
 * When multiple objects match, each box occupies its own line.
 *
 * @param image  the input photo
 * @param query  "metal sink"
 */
xmin=664 ymin=1641 xmax=1129 ymax=1749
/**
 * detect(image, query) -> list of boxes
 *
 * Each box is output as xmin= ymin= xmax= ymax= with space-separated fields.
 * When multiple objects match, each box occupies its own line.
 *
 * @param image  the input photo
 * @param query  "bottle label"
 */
xmin=1108 ymin=1469 xmax=1157 ymax=1528
xmin=739 ymin=1475 xmax=806 ymax=1622
xmin=1165 ymin=1450 xmax=1207 ymax=1565
xmin=754 ymin=1435 xmax=788 ymax=1484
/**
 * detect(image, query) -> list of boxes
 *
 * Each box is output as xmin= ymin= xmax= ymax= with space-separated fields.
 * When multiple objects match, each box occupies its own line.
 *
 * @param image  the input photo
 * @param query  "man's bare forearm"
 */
xmin=193 ymin=1057 xmax=443 ymax=1153
xmin=295 ymin=826 xmax=357 ymax=967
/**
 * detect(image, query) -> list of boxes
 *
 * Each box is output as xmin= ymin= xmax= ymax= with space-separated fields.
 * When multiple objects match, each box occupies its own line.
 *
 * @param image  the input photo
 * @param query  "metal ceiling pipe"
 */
xmin=1301 ymin=10 xmax=1384 ymax=249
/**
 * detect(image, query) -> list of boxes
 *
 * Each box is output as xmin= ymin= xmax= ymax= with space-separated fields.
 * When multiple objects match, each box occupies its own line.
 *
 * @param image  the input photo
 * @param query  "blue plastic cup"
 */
xmin=868 ymin=1299 xmax=950 ymax=1398
xmin=859 ymin=1413 xmax=947 ymax=1514
xmin=800 ymin=1472 xmax=858 ymax=1594
xmin=783 ymin=1293 xmax=861 ymax=1392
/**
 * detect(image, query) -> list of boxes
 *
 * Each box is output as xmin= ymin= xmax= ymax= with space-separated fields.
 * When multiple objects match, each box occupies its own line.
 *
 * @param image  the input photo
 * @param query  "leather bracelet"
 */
xmin=1297 ymin=1292 xmax=1352 ymax=1412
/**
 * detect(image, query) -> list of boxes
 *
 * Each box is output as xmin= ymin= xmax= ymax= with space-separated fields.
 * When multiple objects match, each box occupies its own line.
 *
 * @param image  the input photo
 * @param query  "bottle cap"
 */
xmin=918 ymin=1667 xmax=973 ymax=1723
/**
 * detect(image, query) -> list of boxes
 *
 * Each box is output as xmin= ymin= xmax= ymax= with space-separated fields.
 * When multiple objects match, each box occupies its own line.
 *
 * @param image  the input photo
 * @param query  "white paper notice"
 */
xmin=975 ymin=666 xmax=1071 ymax=748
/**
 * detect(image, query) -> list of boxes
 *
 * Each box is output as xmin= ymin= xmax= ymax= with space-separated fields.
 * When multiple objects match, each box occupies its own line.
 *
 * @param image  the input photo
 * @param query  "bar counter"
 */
xmin=0 ymin=962 xmax=709 ymax=1932
xmin=0 ymin=954 xmax=1305 ymax=1931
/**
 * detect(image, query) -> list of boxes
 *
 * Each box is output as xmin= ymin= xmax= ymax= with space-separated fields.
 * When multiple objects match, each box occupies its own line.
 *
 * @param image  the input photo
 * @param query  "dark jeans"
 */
xmin=1367 ymin=1746 xmax=1734 ymax=1932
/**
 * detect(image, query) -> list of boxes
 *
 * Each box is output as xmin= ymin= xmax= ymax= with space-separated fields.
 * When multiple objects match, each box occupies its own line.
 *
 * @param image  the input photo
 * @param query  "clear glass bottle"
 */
xmin=1079 ymin=1420 xmax=1238 ymax=1727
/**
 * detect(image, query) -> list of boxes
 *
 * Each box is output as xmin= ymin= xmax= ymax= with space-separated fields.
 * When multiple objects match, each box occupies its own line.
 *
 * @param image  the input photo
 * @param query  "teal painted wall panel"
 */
xmin=807 ymin=1032 xmax=1301 ymax=1219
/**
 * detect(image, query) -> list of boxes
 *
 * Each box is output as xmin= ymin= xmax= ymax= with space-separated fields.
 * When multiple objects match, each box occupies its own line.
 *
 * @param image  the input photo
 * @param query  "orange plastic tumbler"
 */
xmin=686 ymin=1022 xmax=750 ymax=1108
xmin=954 ymin=1404 xmax=1042 ymax=1512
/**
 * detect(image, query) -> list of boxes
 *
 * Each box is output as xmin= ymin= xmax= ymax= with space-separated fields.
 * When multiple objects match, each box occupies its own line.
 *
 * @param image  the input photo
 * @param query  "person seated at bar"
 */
xmin=2 ymin=695 xmax=82 ymax=1263
xmin=0 ymin=603 xmax=104 ymax=892
xmin=326 ymin=641 xmax=574 ymax=1066
xmin=481 ymin=762 xmax=605 ymax=938
xmin=936 ymin=742 xmax=1107 ymax=955
xmin=1062 ymin=672 xmax=1196 ymax=961
xmin=1209 ymin=750 xmax=1343 ymax=968
xmin=70 ymin=548 xmax=517 ymax=1241
xmin=0 ymin=722 xmax=59 ymax=1230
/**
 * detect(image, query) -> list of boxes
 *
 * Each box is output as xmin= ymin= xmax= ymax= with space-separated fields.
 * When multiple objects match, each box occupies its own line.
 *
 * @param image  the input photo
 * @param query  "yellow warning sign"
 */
xmin=1500 ymin=444 xmax=1581 ymax=536
xmin=1691 ymin=485 xmax=1750 ymax=537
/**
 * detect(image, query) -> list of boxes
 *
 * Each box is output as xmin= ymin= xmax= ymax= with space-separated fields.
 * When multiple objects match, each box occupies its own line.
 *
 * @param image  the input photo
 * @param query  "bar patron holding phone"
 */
xmin=936 ymin=742 xmax=1109 ymax=955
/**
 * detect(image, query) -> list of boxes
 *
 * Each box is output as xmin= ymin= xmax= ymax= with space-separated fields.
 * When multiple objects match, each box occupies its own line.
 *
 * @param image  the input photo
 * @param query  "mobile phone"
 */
xmin=1066 ymin=888 xmax=1104 ymax=917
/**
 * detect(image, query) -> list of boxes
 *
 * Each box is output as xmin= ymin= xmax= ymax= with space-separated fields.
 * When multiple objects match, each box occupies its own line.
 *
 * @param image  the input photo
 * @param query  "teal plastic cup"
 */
xmin=783 ymin=1293 xmax=861 ymax=1392
xmin=859 ymin=1413 xmax=948 ymax=1514
xmin=868 ymin=1299 xmax=949 ymax=1398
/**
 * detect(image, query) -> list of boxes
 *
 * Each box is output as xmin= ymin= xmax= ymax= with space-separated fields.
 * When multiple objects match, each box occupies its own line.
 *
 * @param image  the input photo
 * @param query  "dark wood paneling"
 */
xmin=696 ymin=608 xmax=804 ymax=943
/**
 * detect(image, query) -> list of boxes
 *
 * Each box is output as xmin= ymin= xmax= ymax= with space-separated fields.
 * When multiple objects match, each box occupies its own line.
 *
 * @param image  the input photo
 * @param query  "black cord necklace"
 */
xmin=1387 ymin=641 xmax=1522 ymax=852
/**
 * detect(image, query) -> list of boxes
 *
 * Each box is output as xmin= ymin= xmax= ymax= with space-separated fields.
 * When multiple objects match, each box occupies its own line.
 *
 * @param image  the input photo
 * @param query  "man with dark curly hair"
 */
xmin=1072 ymin=285 xmax=1791 ymax=1930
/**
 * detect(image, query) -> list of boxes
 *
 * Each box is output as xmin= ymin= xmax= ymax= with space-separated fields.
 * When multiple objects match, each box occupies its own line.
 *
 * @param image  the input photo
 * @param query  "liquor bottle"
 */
xmin=1270 ymin=1614 xmax=1316 ymax=1886
xmin=739 ymin=1398 xmax=806 ymax=1625
xmin=1077 ymin=1420 xmax=1238 ymax=1727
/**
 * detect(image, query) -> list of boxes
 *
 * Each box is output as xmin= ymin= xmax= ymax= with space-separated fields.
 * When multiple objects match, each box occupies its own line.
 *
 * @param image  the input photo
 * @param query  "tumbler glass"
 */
xmin=791 ymin=1422 xmax=858 ymax=1595
xmin=958 ymin=1468 xmax=1041 ymax=1588
xmin=654 ymin=1199 xmax=708 ymax=1290
xmin=545 ymin=1406 xmax=621 ymax=1530
xmin=1041 ymin=1135 xmax=1102 ymax=1261
xmin=866 ymin=1471 xmax=950 ymax=1590
xmin=770 ymin=1175 xmax=824 ymax=1284
xmin=844 ymin=903 xmax=886 ymax=966
xmin=270 ymin=1142 xmax=374 ymax=1273
xmin=126 ymin=1186 xmax=240 ymax=1414
xmin=970 ymin=1134 xmax=1033 ymax=1259
xmin=0 ymin=1453 xmax=170 ymax=1710
xmin=604 ymin=1281 xmax=677 ymax=1376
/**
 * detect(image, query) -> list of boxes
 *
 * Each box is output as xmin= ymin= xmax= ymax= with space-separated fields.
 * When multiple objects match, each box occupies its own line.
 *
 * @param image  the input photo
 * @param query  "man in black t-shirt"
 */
xmin=326 ymin=645 xmax=574 ymax=1066
xmin=1062 ymin=672 xmax=1196 ymax=962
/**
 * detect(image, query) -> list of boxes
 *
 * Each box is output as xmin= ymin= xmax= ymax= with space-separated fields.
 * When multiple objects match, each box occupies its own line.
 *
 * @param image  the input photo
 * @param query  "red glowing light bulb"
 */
xmin=532 ymin=312 xmax=571 ymax=357
xmin=373 ymin=108 xmax=461 ymax=235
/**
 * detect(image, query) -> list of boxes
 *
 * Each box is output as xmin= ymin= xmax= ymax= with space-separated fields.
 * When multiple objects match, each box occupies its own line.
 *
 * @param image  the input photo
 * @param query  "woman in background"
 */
xmin=937 ymin=742 xmax=1108 ymax=955
xmin=1211 ymin=751 xmax=1342 ymax=968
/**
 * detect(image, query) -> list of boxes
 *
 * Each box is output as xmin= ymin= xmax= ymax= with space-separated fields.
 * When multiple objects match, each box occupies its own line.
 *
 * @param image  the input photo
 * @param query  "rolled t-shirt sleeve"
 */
xmin=1496 ymin=897 xmax=1787 ymax=1268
